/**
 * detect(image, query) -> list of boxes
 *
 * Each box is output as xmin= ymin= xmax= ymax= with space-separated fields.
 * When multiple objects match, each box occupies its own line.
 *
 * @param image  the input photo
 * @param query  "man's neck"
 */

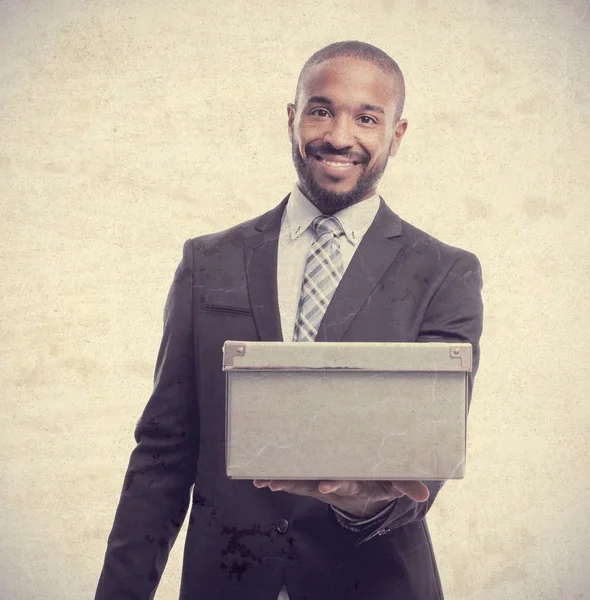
xmin=296 ymin=184 xmax=379 ymax=216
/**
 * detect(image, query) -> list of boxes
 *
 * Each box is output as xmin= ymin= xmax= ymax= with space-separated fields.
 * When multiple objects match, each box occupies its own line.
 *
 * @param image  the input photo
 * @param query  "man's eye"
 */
xmin=358 ymin=115 xmax=377 ymax=124
xmin=310 ymin=108 xmax=330 ymax=117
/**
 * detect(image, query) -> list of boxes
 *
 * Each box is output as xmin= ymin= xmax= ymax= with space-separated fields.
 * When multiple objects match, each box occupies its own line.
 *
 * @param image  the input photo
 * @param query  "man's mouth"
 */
xmin=313 ymin=154 xmax=362 ymax=169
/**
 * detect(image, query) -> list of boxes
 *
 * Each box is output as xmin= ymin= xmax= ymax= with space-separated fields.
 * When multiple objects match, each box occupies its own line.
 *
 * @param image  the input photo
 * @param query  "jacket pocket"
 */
xmin=200 ymin=304 xmax=253 ymax=316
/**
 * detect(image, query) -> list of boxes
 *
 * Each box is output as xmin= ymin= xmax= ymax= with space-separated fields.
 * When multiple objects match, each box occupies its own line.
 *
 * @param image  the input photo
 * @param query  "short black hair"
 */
xmin=294 ymin=41 xmax=405 ymax=121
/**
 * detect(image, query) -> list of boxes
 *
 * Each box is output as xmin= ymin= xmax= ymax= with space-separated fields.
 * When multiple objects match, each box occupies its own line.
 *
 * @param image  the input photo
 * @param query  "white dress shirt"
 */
xmin=275 ymin=184 xmax=384 ymax=600
xmin=277 ymin=184 xmax=380 ymax=342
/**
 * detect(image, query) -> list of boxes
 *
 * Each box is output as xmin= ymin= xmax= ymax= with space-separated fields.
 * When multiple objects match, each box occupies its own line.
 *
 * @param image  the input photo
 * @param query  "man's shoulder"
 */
xmin=188 ymin=197 xmax=287 ymax=249
xmin=189 ymin=215 xmax=257 ymax=250
xmin=185 ymin=200 xmax=286 ymax=255
xmin=397 ymin=213 xmax=479 ymax=266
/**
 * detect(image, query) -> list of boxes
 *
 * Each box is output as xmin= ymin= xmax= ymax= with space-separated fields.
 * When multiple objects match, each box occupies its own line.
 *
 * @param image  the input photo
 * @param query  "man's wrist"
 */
xmin=332 ymin=498 xmax=396 ymax=524
xmin=338 ymin=498 xmax=392 ymax=520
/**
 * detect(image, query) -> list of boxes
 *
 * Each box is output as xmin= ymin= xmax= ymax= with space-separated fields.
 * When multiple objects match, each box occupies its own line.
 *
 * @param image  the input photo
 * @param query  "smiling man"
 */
xmin=289 ymin=51 xmax=407 ymax=215
xmin=95 ymin=41 xmax=484 ymax=600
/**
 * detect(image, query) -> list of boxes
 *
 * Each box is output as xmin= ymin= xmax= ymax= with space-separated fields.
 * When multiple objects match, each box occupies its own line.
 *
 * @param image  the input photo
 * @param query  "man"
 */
xmin=96 ymin=41 xmax=484 ymax=600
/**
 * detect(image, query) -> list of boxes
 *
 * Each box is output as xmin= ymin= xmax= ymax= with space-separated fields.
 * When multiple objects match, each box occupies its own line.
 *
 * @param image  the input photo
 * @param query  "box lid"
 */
xmin=222 ymin=341 xmax=472 ymax=372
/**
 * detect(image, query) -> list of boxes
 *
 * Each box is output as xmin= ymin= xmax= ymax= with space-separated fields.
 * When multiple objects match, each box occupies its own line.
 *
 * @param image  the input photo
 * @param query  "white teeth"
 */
xmin=322 ymin=160 xmax=355 ymax=168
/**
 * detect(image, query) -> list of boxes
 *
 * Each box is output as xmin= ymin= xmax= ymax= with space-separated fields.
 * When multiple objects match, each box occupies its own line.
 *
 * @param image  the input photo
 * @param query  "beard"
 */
xmin=291 ymin=139 xmax=390 ymax=214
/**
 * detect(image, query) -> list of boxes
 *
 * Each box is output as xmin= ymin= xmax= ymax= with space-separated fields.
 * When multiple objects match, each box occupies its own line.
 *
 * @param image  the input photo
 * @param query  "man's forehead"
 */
xmin=299 ymin=56 xmax=398 ymax=110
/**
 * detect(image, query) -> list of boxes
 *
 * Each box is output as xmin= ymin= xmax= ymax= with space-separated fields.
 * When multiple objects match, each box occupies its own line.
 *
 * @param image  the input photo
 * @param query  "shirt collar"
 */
xmin=286 ymin=184 xmax=380 ymax=246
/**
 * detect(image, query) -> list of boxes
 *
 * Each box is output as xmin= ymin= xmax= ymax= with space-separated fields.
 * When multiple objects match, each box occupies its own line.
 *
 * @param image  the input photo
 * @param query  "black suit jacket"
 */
xmin=95 ymin=196 xmax=484 ymax=600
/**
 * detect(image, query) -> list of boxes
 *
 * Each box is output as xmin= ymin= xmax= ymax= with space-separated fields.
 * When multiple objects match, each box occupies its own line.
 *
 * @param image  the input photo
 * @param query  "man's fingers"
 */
xmin=253 ymin=479 xmax=430 ymax=504
xmin=388 ymin=480 xmax=430 ymax=502
xmin=260 ymin=480 xmax=296 ymax=492
xmin=318 ymin=481 xmax=343 ymax=495
xmin=254 ymin=480 xmax=318 ymax=495
xmin=318 ymin=481 xmax=363 ymax=496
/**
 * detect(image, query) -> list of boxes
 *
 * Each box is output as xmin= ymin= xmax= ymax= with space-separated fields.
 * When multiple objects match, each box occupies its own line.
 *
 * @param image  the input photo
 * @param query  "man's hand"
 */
xmin=253 ymin=479 xmax=430 ymax=519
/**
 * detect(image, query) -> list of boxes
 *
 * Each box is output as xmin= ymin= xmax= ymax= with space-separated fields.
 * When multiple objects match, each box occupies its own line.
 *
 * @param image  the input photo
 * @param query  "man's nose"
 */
xmin=322 ymin=117 xmax=355 ymax=150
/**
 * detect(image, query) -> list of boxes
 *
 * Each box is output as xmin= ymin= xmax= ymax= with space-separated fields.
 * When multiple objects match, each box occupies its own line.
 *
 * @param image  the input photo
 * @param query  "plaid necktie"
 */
xmin=292 ymin=215 xmax=345 ymax=342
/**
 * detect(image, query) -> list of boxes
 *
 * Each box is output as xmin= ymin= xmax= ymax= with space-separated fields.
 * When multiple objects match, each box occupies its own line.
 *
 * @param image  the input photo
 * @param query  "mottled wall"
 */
xmin=1 ymin=0 xmax=589 ymax=599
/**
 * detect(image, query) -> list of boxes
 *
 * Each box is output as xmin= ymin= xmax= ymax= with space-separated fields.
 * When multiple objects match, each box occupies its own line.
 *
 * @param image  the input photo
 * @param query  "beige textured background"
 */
xmin=1 ymin=0 xmax=589 ymax=599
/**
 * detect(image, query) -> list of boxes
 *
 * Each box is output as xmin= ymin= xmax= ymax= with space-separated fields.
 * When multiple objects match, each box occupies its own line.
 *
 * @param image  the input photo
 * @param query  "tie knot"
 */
xmin=312 ymin=215 xmax=344 ymax=239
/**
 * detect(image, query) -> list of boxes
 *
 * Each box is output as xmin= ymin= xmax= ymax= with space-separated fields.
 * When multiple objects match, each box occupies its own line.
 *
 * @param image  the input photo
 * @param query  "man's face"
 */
xmin=288 ymin=56 xmax=407 ymax=214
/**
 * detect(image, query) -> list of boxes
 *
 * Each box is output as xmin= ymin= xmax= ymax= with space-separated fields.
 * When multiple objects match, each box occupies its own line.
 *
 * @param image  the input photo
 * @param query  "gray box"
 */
xmin=223 ymin=341 xmax=472 ymax=481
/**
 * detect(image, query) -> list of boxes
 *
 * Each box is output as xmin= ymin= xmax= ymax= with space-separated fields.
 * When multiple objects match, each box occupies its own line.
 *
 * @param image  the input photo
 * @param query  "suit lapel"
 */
xmin=243 ymin=196 xmax=289 ymax=342
xmin=315 ymin=198 xmax=404 ymax=342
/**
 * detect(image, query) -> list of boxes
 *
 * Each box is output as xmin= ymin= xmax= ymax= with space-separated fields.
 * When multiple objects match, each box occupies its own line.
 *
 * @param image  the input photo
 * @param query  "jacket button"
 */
xmin=277 ymin=518 xmax=289 ymax=533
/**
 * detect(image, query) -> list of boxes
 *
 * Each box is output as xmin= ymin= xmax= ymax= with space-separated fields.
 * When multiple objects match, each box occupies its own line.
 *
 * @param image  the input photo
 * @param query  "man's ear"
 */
xmin=287 ymin=103 xmax=296 ymax=141
xmin=389 ymin=119 xmax=408 ymax=158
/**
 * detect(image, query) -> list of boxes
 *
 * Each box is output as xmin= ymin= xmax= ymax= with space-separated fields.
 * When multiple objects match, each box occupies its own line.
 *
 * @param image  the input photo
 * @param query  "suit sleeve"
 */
xmin=335 ymin=250 xmax=484 ymax=544
xmin=95 ymin=239 xmax=198 ymax=599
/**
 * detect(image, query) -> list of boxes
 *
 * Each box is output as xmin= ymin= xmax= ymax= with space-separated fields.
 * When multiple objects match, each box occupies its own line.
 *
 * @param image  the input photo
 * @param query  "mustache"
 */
xmin=305 ymin=143 xmax=369 ymax=165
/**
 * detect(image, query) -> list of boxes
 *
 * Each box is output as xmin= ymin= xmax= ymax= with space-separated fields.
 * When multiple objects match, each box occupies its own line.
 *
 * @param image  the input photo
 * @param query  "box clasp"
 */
xmin=223 ymin=341 xmax=247 ymax=370
xmin=450 ymin=345 xmax=472 ymax=371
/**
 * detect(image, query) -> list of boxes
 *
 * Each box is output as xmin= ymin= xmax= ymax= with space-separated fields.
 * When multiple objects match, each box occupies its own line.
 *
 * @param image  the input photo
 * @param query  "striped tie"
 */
xmin=292 ymin=215 xmax=345 ymax=342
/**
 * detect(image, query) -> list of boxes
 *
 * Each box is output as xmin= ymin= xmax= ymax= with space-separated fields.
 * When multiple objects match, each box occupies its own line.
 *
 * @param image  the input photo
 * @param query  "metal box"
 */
xmin=223 ymin=341 xmax=472 ymax=481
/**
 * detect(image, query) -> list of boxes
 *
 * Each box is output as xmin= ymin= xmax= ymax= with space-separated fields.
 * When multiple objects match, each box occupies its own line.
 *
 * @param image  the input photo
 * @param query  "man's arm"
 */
xmin=95 ymin=239 xmax=198 ymax=599
xmin=259 ymin=250 xmax=484 ymax=543
xmin=353 ymin=250 xmax=485 ymax=542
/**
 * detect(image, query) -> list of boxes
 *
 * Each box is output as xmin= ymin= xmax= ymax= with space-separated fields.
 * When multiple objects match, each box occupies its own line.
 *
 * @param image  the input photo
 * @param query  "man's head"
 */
xmin=288 ymin=41 xmax=407 ymax=215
